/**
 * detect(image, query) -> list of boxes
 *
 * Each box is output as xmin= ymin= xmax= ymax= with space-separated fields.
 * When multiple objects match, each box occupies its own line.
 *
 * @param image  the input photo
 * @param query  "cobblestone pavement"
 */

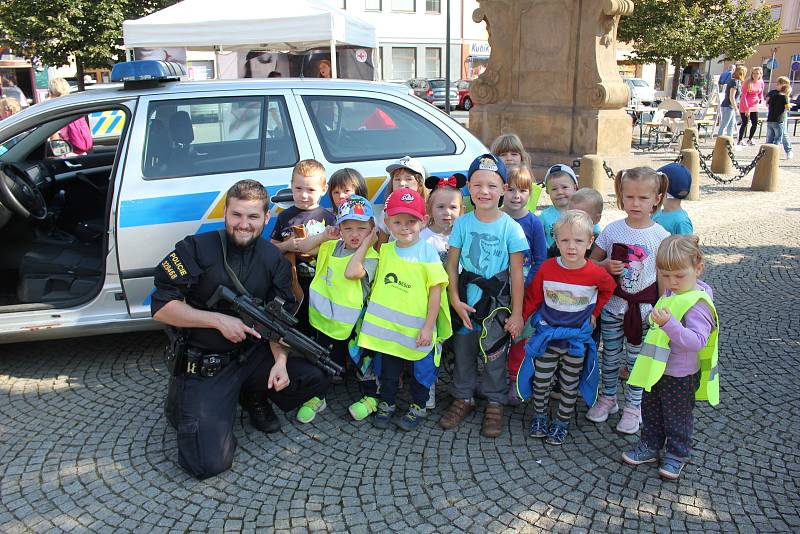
xmin=1 ymin=139 xmax=799 ymax=533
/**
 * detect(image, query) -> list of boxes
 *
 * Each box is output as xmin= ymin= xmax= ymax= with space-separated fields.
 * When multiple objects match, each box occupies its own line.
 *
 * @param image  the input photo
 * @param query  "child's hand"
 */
xmin=368 ymin=227 xmax=379 ymax=246
xmin=651 ymin=307 xmax=672 ymax=326
xmin=325 ymin=226 xmax=340 ymax=240
xmin=607 ymin=259 xmax=624 ymax=276
xmin=452 ymin=300 xmax=475 ymax=330
xmin=590 ymin=315 xmax=597 ymax=329
xmin=291 ymin=237 xmax=306 ymax=253
xmin=416 ymin=325 xmax=434 ymax=347
xmin=504 ymin=313 xmax=523 ymax=339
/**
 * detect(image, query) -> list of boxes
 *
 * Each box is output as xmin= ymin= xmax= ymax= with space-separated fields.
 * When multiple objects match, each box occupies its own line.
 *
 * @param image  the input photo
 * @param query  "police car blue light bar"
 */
xmin=111 ymin=60 xmax=186 ymax=83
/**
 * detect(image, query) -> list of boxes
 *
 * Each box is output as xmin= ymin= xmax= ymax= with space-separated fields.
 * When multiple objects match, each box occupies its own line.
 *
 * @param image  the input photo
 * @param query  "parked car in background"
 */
xmin=624 ymin=78 xmax=657 ymax=106
xmin=456 ymin=79 xmax=473 ymax=110
xmin=406 ymin=78 xmax=459 ymax=108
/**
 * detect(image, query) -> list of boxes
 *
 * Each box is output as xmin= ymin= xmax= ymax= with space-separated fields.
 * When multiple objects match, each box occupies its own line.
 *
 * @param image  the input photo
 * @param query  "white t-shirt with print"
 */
xmin=595 ymin=219 xmax=670 ymax=319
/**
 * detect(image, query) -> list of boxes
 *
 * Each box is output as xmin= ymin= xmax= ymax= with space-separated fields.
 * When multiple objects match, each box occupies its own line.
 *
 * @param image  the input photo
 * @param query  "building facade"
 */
xmin=744 ymin=0 xmax=800 ymax=92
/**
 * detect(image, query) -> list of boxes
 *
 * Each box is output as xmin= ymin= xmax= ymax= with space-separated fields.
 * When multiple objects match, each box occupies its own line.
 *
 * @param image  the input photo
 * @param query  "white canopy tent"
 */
xmin=122 ymin=0 xmax=377 ymax=78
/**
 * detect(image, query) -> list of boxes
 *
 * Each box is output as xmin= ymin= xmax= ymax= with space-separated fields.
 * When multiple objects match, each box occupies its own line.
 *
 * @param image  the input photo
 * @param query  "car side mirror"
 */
xmin=48 ymin=139 xmax=73 ymax=157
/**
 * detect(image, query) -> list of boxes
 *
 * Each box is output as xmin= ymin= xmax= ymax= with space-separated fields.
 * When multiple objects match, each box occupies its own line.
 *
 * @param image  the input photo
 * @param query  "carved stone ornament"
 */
xmin=600 ymin=0 xmax=634 ymax=46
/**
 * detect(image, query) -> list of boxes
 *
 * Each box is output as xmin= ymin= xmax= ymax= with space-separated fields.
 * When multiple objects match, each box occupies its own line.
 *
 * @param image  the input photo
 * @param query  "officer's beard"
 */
xmin=225 ymin=224 xmax=263 ymax=249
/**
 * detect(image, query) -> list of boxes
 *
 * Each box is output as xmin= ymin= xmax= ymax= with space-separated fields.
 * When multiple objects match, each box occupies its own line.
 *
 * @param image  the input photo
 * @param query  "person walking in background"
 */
xmin=47 ymin=78 xmax=93 ymax=155
xmin=737 ymin=67 xmax=764 ymax=146
xmin=718 ymin=65 xmax=746 ymax=139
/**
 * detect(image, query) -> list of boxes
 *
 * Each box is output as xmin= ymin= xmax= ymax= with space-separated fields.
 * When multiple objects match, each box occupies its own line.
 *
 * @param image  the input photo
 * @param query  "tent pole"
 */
xmin=330 ymin=39 xmax=338 ymax=79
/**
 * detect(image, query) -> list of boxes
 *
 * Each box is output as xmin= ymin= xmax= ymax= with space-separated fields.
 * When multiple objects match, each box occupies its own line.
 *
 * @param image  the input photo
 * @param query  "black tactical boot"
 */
xmin=240 ymin=391 xmax=281 ymax=433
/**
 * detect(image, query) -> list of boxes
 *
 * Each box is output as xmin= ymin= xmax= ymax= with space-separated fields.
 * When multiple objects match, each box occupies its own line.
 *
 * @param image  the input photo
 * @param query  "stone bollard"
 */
xmin=578 ymin=154 xmax=606 ymax=195
xmin=711 ymin=136 xmax=734 ymax=174
xmin=680 ymin=148 xmax=701 ymax=201
xmin=751 ymin=144 xmax=780 ymax=192
xmin=680 ymin=127 xmax=698 ymax=152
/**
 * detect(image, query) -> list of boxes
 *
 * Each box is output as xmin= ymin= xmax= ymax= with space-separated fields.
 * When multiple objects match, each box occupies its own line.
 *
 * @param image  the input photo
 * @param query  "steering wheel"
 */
xmin=0 ymin=163 xmax=48 ymax=220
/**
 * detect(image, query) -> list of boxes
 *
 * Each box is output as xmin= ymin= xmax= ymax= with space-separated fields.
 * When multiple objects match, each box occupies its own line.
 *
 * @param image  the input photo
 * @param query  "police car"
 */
xmin=0 ymin=60 xmax=486 ymax=342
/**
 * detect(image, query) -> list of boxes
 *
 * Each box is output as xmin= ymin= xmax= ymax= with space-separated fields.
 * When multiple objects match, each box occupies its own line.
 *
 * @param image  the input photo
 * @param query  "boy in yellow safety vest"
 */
xmin=622 ymin=235 xmax=719 ymax=480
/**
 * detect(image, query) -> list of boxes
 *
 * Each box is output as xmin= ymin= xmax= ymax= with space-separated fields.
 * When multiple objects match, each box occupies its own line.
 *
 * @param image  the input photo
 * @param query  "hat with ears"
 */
xmin=425 ymin=173 xmax=467 ymax=191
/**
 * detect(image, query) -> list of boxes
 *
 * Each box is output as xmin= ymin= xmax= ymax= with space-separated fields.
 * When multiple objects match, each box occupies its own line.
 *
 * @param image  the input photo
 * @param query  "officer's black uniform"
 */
xmin=152 ymin=230 xmax=329 ymax=478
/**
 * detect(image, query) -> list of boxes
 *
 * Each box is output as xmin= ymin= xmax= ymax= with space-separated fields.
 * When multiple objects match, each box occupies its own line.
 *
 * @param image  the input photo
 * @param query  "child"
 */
xmin=490 ymin=133 xmax=543 ymax=209
xmin=540 ymin=164 xmax=579 ymax=249
xmin=652 ymin=163 xmax=694 ymax=235
xmin=357 ymin=188 xmax=451 ymax=431
xmin=765 ymin=76 xmax=794 ymax=160
xmin=502 ymin=164 xmax=548 ymax=403
xmin=271 ymin=159 xmax=336 ymax=334
xmin=623 ymin=235 xmax=718 ymax=480
xmin=305 ymin=195 xmax=380 ymax=422
xmin=587 ymin=167 xmax=670 ymax=434
xmin=520 ymin=211 xmax=616 ymax=444
xmin=547 ymin=187 xmax=604 ymax=258
xmin=376 ymin=156 xmax=428 ymax=246
xmin=421 ymin=173 xmax=467 ymax=409
xmin=439 ymin=154 xmax=528 ymax=438
xmin=328 ymin=168 xmax=369 ymax=212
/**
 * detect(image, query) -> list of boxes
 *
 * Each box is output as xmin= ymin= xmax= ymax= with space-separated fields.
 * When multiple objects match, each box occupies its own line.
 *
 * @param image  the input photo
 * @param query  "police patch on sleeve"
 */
xmin=161 ymin=250 xmax=189 ymax=280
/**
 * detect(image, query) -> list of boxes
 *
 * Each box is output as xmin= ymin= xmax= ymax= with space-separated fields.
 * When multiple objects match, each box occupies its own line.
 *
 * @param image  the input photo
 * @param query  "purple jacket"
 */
xmin=660 ymin=280 xmax=715 ymax=377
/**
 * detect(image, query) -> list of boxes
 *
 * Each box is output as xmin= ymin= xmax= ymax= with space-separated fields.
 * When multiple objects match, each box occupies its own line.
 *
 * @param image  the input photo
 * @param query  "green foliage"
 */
xmin=0 ymin=0 xmax=177 ymax=70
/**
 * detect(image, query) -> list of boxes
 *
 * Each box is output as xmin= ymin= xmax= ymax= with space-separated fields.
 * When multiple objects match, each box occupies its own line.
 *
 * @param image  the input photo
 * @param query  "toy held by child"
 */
xmin=357 ymin=188 xmax=452 ymax=432
xmin=518 ymin=210 xmax=616 ymax=445
xmin=622 ymin=235 xmax=719 ymax=480
xmin=587 ymin=167 xmax=670 ymax=434
xmin=652 ymin=163 xmax=694 ymax=236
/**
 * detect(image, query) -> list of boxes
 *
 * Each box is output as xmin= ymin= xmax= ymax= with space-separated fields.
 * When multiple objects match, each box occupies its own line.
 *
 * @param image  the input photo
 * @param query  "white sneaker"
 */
xmin=426 ymin=384 xmax=436 ymax=410
xmin=585 ymin=395 xmax=619 ymax=423
xmin=787 ymin=151 xmax=794 ymax=160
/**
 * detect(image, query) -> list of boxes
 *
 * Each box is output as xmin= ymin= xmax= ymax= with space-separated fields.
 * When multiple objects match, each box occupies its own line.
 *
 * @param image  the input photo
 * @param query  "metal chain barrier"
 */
xmin=603 ymin=161 xmax=615 ymax=180
xmin=694 ymin=146 xmax=765 ymax=184
xmin=692 ymin=137 xmax=713 ymax=161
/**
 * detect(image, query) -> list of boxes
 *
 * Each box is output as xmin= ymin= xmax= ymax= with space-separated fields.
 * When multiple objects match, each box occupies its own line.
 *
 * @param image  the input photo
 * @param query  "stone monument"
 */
xmin=468 ymin=0 xmax=635 ymax=165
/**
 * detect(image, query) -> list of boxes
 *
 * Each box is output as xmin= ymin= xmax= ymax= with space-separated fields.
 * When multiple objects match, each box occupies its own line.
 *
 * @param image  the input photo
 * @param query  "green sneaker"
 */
xmin=348 ymin=396 xmax=378 ymax=421
xmin=296 ymin=397 xmax=326 ymax=423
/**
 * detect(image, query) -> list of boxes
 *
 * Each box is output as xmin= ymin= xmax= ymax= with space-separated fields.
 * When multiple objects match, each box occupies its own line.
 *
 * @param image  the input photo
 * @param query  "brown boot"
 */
xmin=439 ymin=399 xmax=475 ymax=429
xmin=481 ymin=402 xmax=504 ymax=438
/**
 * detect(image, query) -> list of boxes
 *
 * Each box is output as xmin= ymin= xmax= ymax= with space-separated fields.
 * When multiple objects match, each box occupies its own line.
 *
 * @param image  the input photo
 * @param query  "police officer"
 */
xmin=152 ymin=179 xmax=328 ymax=479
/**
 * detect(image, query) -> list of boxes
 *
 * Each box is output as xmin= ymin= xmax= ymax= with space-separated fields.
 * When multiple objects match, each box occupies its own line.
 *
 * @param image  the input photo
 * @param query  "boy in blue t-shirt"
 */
xmin=439 ymin=154 xmax=529 ymax=438
xmin=652 ymin=163 xmax=694 ymax=235
xmin=539 ymin=164 xmax=579 ymax=248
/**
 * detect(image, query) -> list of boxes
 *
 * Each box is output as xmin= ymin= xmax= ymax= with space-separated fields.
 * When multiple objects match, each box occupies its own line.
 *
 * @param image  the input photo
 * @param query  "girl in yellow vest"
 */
xmin=357 ymin=188 xmax=452 ymax=432
xmin=302 ymin=195 xmax=380 ymax=423
xmin=622 ymin=235 xmax=719 ymax=480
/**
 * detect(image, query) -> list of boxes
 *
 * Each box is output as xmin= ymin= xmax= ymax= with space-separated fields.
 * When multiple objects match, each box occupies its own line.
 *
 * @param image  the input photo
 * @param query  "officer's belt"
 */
xmin=184 ymin=346 xmax=245 ymax=377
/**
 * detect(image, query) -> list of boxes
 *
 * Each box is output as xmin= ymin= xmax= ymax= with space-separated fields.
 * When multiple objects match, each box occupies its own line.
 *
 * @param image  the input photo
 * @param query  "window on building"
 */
xmin=769 ymin=5 xmax=782 ymax=22
xmin=365 ymin=0 xmax=382 ymax=10
xmin=425 ymin=48 xmax=441 ymax=78
xmin=392 ymin=0 xmax=415 ymax=12
xmin=426 ymin=0 xmax=441 ymax=13
xmin=302 ymin=95 xmax=456 ymax=163
xmin=392 ymin=47 xmax=416 ymax=81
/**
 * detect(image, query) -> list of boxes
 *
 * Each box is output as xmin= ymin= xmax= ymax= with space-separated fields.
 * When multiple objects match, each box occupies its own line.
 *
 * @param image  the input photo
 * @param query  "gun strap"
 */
xmin=217 ymin=229 xmax=252 ymax=298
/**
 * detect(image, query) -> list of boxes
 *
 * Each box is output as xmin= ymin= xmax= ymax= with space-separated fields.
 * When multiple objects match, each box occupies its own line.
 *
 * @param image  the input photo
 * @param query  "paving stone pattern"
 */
xmin=1 ymin=138 xmax=799 ymax=532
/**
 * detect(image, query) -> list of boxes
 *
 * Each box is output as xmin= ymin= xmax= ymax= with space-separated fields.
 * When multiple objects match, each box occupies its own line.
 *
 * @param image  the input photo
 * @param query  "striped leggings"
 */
xmin=600 ymin=308 xmax=648 ymax=407
xmin=532 ymin=346 xmax=584 ymax=422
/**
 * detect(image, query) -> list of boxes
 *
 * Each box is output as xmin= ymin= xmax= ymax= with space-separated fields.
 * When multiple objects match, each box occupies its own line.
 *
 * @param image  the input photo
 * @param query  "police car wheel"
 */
xmin=0 ymin=163 xmax=48 ymax=221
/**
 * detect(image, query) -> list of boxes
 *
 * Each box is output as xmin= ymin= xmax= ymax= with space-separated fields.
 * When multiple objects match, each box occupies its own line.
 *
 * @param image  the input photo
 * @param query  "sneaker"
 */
xmin=426 ymin=385 xmax=436 ymax=410
xmin=622 ymin=442 xmax=659 ymax=465
xmin=585 ymin=395 xmax=619 ymax=423
xmin=787 ymin=151 xmax=794 ymax=160
xmin=658 ymin=454 xmax=686 ymax=480
xmin=616 ymin=405 xmax=642 ymax=434
xmin=529 ymin=412 xmax=549 ymax=438
xmin=481 ymin=402 xmax=504 ymax=438
xmin=372 ymin=401 xmax=395 ymax=429
xmin=348 ymin=395 xmax=378 ymax=421
xmin=545 ymin=420 xmax=569 ymax=445
xmin=439 ymin=398 xmax=475 ymax=430
xmin=296 ymin=397 xmax=326 ymax=424
xmin=397 ymin=403 xmax=426 ymax=432
xmin=747 ymin=139 xmax=755 ymax=146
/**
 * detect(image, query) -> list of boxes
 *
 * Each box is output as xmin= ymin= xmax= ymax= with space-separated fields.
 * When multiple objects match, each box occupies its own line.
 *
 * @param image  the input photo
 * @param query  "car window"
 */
xmin=142 ymin=96 xmax=297 ymax=179
xmin=429 ymin=80 xmax=446 ymax=89
xmin=303 ymin=95 xmax=457 ymax=164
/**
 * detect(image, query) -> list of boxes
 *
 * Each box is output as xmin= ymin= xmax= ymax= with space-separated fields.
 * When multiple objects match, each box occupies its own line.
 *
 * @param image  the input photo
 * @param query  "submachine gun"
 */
xmin=206 ymin=285 xmax=343 ymax=376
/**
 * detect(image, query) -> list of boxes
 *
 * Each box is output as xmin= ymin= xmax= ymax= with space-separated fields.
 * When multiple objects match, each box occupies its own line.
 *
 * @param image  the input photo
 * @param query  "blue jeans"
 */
xmin=718 ymin=106 xmax=737 ymax=137
xmin=767 ymin=120 xmax=794 ymax=154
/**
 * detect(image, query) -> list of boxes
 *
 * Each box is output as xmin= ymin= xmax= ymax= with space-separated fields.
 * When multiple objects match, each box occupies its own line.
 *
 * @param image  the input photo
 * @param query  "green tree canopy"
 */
xmin=618 ymin=0 xmax=780 ymax=98
xmin=0 ymin=0 xmax=178 ymax=90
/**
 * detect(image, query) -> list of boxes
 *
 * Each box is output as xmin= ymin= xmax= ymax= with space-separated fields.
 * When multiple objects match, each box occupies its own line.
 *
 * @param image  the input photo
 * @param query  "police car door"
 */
xmin=117 ymin=90 xmax=313 ymax=317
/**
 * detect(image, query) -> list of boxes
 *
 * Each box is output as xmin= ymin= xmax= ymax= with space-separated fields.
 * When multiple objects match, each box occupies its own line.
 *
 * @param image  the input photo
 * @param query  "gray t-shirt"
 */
xmin=721 ymin=79 xmax=740 ymax=109
xmin=332 ymin=240 xmax=378 ymax=300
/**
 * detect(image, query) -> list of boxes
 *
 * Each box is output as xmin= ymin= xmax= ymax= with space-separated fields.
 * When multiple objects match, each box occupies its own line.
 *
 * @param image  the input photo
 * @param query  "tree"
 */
xmin=618 ymin=0 xmax=780 ymax=99
xmin=0 ymin=0 xmax=178 ymax=91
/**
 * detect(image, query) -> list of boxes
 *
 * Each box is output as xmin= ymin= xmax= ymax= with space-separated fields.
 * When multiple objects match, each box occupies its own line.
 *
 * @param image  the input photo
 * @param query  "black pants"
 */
xmin=380 ymin=354 xmax=428 ymax=407
xmin=316 ymin=330 xmax=378 ymax=397
xmin=738 ymin=111 xmax=759 ymax=142
xmin=640 ymin=372 xmax=700 ymax=459
xmin=169 ymin=344 xmax=328 ymax=478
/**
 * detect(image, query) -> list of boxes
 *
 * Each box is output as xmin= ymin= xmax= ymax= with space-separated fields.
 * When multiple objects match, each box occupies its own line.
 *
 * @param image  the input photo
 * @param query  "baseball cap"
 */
xmin=336 ymin=194 xmax=374 ymax=225
xmin=544 ymin=164 xmax=578 ymax=187
xmin=467 ymin=153 xmax=508 ymax=183
xmin=386 ymin=156 xmax=427 ymax=179
xmin=658 ymin=162 xmax=692 ymax=200
xmin=385 ymin=187 xmax=426 ymax=220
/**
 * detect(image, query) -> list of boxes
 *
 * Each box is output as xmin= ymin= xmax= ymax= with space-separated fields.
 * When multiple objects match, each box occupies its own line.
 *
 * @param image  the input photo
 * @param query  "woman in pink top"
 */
xmin=738 ymin=66 xmax=764 ymax=146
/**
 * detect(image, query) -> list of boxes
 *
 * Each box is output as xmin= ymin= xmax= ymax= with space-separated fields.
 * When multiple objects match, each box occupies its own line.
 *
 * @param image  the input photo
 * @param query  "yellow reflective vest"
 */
xmin=308 ymin=240 xmax=379 ymax=340
xmin=628 ymin=289 xmax=719 ymax=405
xmin=357 ymin=241 xmax=452 ymax=362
